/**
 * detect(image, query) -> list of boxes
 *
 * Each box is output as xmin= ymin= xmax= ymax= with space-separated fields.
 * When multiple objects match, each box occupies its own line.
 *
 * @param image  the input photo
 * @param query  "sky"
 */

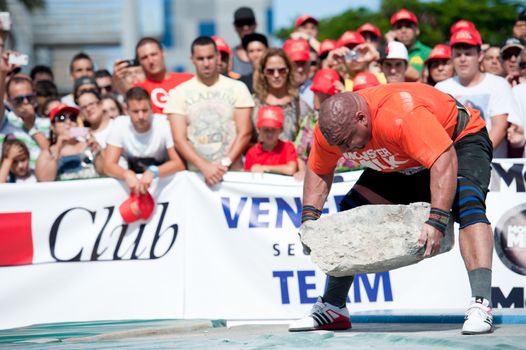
xmin=273 ymin=0 xmax=381 ymax=29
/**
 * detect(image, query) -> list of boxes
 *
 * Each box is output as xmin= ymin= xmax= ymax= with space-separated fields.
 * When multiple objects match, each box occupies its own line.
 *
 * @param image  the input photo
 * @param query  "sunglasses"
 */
xmin=264 ymin=67 xmax=289 ymax=76
xmin=520 ymin=62 xmax=526 ymax=69
xmin=393 ymin=22 xmax=415 ymax=30
xmin=235 ymin=20 xmax=255 ymax=28
xmin=53 ymin=113 xmax=78 ymax=123
xmin=11 ymin=94 xmax=37 ymax=107
xmin=99 ymin=85 xmax=112 ymax=92
xmin=361 ymin=32 xmax=379 ymax=42
xmin=501 ymin=50 xmax=521 ymax=60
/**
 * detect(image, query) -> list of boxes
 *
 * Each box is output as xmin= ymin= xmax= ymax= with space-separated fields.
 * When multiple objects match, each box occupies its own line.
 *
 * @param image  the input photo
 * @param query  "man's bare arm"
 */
xmin=226 ymin=107 xmax=252 ymax=163
xmin=488 ymin=114 xmax=509 ymax=151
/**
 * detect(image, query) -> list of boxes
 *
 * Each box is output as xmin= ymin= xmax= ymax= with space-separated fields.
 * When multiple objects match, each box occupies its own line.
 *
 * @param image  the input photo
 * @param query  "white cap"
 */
xmin=384 ymin=41 xmax=408 ymax=61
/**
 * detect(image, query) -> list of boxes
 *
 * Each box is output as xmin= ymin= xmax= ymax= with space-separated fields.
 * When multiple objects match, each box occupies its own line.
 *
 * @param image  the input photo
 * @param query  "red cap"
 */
xmin=425 ymin=44 xmax=452 ymax=64
xmin=295 ymin=15 xmax=318 ymax=28
xmin=450 ymin=28 xmax=482 ymax=47
xmin=257 ymin=106 xmax=284 ymax=129
xmin=283 ymin=39 xmax=310 ymax=62
xmin=318 ymin=39 xmax=337 ymax=57
xmin=357 ymin=23 xmax=381 ymax=38
xmin=450 ymin=19 xmax=476 ymax=34
xmin=390 ymin=9 xmax=418 ymax=26
xmin=119 ymin=192 xmax=155 ymax=224
xmin=212 ymin=36 xmax=231 ymax=56
xmin=49 ymin=103 xmax=80 ymax=121
xmin=352 ymin=72 xmax=380 ymax=91
xmin=310 ymin=68 xmax=341 ymax=95
xmin=337 ymin=31 xmax=365 ymax=48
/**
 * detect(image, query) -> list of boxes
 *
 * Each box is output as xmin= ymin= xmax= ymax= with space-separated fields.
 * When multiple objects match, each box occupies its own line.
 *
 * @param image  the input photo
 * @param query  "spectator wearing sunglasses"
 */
xmin=34 ymin=79 xmax=59 ymax=119
xmin=386 ymin=9 xmax=431 ymax=81
xmin=0 ymin=72 xmax=49 ymax=169
xmin=252 ymin=48 xmax=315 ymax=144
xmin=95 ymin=69 xmax=115 ymax=96
xmin=357 ymin=23 xmax=382 ymax=50
xmin=35 ymin=103 xmax=102 ymax=181
xmin=500 ymin=37 xmax=525 ymax=86
xmin=232 ymin=7 xmax=257 ymax=76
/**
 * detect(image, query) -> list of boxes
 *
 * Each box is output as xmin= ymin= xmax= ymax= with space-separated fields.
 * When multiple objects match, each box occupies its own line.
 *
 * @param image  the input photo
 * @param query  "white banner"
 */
xmin=0 ymin=160 xmax=525 ymax=330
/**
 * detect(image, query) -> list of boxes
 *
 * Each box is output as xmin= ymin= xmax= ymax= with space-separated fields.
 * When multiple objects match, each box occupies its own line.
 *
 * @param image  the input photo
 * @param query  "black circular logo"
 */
xmin=494 ymin=204 xmax=526 ymax=276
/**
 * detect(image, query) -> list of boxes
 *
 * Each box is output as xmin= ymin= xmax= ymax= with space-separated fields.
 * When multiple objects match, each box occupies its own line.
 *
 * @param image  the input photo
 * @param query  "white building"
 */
xmin=8 ymin=0 xmax=273 ymax=92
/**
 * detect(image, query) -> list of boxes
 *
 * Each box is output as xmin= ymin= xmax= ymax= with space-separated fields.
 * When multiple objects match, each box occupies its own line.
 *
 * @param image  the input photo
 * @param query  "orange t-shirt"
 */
xmin=135 ymin=72 xmax=193 ymax=114
xmin=308 ymin=83 xmax=486 ymax=175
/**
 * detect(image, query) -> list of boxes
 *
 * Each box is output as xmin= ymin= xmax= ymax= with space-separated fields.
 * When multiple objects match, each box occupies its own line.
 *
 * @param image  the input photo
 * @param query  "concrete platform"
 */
xmin=2 ymin=313 xmax=525 ymax=350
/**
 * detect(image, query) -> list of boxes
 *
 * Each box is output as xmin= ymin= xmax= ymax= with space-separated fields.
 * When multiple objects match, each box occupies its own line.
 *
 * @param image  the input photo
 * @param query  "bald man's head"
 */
xmin=319 ymin=92 xmax=370 ymax=147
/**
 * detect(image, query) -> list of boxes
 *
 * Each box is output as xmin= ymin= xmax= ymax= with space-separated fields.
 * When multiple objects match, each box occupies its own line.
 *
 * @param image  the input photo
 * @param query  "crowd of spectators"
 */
xmin=1 ymin=6 xmax=526 ymax=188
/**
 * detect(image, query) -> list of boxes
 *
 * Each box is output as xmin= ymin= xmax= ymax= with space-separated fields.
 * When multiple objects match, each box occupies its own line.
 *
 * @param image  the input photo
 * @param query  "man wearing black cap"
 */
xmin=73 ymin=76 xmax=98 ymax=103
xmin=232 ymin=7 xmax=257 ymax=76
xmin=239 ymin=33 xmax=268 ymax=93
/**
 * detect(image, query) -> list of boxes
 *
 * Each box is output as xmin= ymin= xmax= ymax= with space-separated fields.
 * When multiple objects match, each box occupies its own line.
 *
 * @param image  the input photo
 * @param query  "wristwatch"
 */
xmin=147 ymin=165 xmax=159 ymax=178
xmin=220 ymin=157 xmax=232 ymax=168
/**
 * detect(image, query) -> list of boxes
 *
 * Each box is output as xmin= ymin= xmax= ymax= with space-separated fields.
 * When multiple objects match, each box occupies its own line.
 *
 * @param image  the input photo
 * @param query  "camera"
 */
xmin=0 ymin=12 xmax=11 ymax=31
xmin=69 ymin=127 xmax=89 ymax=140
xmin=123 ymin=58 xmax=139 ymax=67
xmin=8 ymin=53 xmax=29 ymax=66
xmin=345 ymin=50 xmax=359 ymax=61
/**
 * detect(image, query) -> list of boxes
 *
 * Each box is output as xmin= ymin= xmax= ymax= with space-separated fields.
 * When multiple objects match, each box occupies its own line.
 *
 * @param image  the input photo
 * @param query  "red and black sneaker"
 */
xmin=289 ymin=297 xmax=352 ymax=332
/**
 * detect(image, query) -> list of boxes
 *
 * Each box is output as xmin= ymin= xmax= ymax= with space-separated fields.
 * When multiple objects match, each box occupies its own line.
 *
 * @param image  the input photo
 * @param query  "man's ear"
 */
xmin=478 ymin=50 xmax=484 ymax=64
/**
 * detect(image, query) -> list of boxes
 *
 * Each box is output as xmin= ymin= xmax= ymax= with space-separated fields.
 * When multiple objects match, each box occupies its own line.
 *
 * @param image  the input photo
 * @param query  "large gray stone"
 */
xmin=300 ymin=202 xmax=454 ymax=277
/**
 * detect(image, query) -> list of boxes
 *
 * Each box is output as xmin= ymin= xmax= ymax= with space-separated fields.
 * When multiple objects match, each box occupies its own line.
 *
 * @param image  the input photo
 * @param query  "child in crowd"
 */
xmin=0 ymin=135 xmax=37 ymax=183
xmin=244 ymin=105 xmax=298 ymax=175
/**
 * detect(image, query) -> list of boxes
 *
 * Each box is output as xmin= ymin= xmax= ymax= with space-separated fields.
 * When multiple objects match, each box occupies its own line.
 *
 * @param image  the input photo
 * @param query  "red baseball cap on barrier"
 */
xmin=318 ymin=39 xmax=337 ymax=57
xmin=283 ymin=39 xmax=310 ymax=62
xmin=390 ymin=9 xmax=418 ymax=26
xmin=450 ymin=19 xmax=476 ymax=34
xmin=450 ymin=28 xmax=482 ymax=46
xmin=212 ymin=36 xmax=231 ymax=56
xmin=295 ymin=15 xmax=318 ymax=28
xmin=257 ymin=105 xmax=284 ymax=129
xmin=310 ymin=68 xmax=341 ymax=95
xmin=119 ymin=192 xmax=155 ymax=224
xmin=425 ymin=44 xmax=452 ymax=64
xmin=352 ymin=72 xmax=380 ymax=91
xmin=337 ymin=31 xmax=365 ymax=48
xmin=357 ymin=23 xmax=381 ymax=38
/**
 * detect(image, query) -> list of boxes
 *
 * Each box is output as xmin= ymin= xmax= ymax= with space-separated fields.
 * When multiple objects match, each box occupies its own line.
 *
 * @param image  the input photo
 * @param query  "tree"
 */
xmin=276 ymin=0 xmax=524 ymax=46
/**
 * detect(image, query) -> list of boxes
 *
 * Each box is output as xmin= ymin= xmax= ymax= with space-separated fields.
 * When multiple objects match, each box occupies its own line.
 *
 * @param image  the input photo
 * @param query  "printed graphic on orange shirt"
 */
xmin=342 ymin=147 xmax=409 ymax=171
